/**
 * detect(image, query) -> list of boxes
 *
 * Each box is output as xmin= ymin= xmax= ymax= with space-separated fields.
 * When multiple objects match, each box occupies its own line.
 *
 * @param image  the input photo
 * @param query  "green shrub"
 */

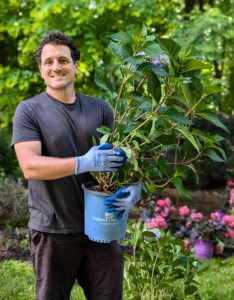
xmin=0 ymin=174 xmax=28 ymax=228
xmin=123 ymin=222 xmax=209 ymax=300
xmin=0 ymin=127 xmax=20 ymax=176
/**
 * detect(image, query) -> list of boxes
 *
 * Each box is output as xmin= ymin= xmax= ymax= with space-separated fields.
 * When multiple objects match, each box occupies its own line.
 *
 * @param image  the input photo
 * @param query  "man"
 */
xmin=11 ymin=30 xmax=129 ymax=300
xmin=11 ymin=30 xmax=145 ymax=300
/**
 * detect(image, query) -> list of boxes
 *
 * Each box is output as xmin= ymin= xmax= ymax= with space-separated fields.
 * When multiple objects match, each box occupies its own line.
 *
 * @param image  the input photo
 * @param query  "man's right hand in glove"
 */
xmin=75 ymin=143 xmax=127 ymax=174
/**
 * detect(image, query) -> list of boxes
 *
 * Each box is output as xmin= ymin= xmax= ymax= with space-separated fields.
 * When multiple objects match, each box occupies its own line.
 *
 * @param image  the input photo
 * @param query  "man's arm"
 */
xmin=14 ymin=141 xmax=76 ymax=180
xmin=14 ymin=141 xmax=127 ymax=180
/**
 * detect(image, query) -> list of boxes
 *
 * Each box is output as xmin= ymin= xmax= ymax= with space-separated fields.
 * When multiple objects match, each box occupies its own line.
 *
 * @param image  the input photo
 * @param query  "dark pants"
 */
xmin=29 ymin=228 xmax=124 ymax=300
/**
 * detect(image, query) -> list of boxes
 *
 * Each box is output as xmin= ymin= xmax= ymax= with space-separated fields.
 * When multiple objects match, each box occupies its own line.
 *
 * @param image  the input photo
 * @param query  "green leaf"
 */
xmin=108 ymin=41 xmax=132 ymax=62
xmin=180 ymin=59 xmax=212 ymax=73
xmin=92 ymin=135 xmax=97 ymax=146
xmin=94 ymin=68 xmax=114 ymax=92
xmin=177 ymin=127 xmax=200 ymax=152
xmin=204 ymin=85 xmax=223 ymax=96
xmin=179 ymin=82 xmax=195 ymax=107
xmin=147 ymin=71 xmax=161 ymax=103
xmin=142 ymin=41 xmax=161 ymax=58
xmin=96 ymin=126 xmax=112 ymax=135
xmin=157 ymin=158 xmax=170 ymax=176
xmin=100 ymin=134 xmax=110 ymax=145
xmin=165 ymin=108 xmax=193 ymax=125
xmin=173 ymin=177 xmax=191 ymax=199
xmin=203 ymin=148 xmax=225 ymax=162
xmin=137 ymin=62 xmax=169 ymax=77
xmin=157 ymin=38 xmax=181 ymax=61
xmin=156 ymin=135 xmax=177 ymax=145
xmin=132 ymin=131 xmax=150 ymax=143
xmin=175 ymin=165 xmax=188 ymax=178
xmin=107 ymin=32 xmax=133 ymax=43
xmin=121 ymin=66 xmax=139 ymax=82
xmin=197 ymin=111 xmax=230 ymax=133
xmin=211 ymin=134 xmax=225 ymax=142
xmin=183 ymin=47 xmax=203 ymax=59
xmin=185 ymin=285 xmax=198 ymax=295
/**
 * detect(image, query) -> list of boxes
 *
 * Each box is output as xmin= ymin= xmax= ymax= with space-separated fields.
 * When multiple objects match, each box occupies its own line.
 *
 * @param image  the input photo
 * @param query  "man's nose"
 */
xmin=52 ymin=60 xmax=62 ymax=71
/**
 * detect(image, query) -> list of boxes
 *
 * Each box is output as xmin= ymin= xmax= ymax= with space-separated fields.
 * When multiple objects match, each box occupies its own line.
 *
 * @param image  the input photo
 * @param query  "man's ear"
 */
xmin=39 ymin=65 xmax=44 ymax=79
xmin=75 ymin=61 xmax=79 ymax=74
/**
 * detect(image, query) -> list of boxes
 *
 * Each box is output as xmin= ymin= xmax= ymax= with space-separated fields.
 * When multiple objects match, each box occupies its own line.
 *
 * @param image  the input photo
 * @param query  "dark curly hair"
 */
xmin=34 ymin=30 xmax=80 ymax=65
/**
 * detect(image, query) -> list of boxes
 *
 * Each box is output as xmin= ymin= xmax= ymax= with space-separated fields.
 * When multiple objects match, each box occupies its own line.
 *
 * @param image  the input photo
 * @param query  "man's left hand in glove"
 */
xmin=104 ymin=183 xmax=147 ymax=220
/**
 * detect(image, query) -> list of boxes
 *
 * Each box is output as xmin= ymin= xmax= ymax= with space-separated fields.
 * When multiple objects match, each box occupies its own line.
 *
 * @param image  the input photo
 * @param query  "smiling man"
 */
xmin=11 ymin=31 xmax=126 ymax=300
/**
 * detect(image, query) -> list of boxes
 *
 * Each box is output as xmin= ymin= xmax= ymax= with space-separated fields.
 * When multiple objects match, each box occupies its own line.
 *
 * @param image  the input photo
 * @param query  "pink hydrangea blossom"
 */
xmin=227 ymin=229 xmax=234 ymax=239
xmin=164 ymin=197 xmax=171 ymax=207
xmin=160 ymin=207 xmax=170 ymax=218
xmin=183 ymin=239 xmax=192 ymax=251
xmin=170 ymin=205 xmax=177 ymax=212
xmin=190 ymin=212 xmax=203 ymax=219
xmin=179 ymin=206 xmax=190 ymax=217
xmin=210 ymin=212 xmax=220 ymax=220
xmin=222 ymin=215 xmax=234 ymax=227
xmin=226 ymin=181 xmax=234 ymax=189
xmin=186 ymin=221 xmax=192 ymax=229
xmin=148 ymin=215 xmax=168 ymax=230
xmin=157 ymin=199 xmax=166 ymax=207
xmin=154 ymin=206 xmax=161 ymax=212
xmin=140 ymin=199 xmax=146 ymax=207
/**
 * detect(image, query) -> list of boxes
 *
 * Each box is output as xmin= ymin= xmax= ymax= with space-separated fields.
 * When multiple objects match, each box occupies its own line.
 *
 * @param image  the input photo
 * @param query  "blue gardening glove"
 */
xmin=104 ymin=183 xmax=146 ymax=220
xmin=75 ymin=143 xmax=127 ymax=174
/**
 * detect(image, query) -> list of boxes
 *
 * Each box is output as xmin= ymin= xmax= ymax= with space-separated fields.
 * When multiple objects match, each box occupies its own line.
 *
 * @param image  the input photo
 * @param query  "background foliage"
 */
xmin=0 ymin=0 xmax=234 ymax=128
xmin=0 ymin=0 xmax=234 ymax=183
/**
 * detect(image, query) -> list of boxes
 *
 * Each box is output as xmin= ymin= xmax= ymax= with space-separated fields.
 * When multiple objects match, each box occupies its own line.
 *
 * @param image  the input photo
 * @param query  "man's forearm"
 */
xmin=19 ymin=155 xmax=76 ymax=180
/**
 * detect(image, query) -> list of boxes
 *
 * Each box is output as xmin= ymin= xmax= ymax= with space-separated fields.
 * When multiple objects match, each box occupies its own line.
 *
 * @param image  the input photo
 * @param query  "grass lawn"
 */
xmin=0 ymin=256 xmax=234 ymax=299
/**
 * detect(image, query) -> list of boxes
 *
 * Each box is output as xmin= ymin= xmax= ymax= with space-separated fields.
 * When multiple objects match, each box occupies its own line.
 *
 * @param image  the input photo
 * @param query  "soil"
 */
xmin=0 ymin=188 xmax=233 ymax=263
xmin=0 ymin=228 xmax=31 ymax=263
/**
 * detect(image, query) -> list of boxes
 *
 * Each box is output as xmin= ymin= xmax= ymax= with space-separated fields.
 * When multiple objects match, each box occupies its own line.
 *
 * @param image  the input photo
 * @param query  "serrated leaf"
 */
xmin=157 ymin=158 xmax=170 ymax=176
xmin=108 ymin=42 xmax=132 ymax=63
xmin=100 ymin=134 xmax=110 ymax=145
xmin=184 ymin=47 xmax=203 ymax=59
xmin=185 ymin=285 xmax=198 ymax=296
xmin=175 ymin=165 xmax=188 ymax=178
xmin=204 ymin=85 xmax=223 ymax=96
xmin=211 ymin=134 xmax=225 ymax=142
xmin=121 ymin=66 xmax=139 ymax=82
xmin=165 ymin=108 xmax=193 ymax=125
xmin=94 ymin=68 xmax=114 ymax=92
xmin=147 ymin=71 xmax=161 ymax=103
xmin=96 ymin=125 xmax=112 ymax=135
xmin=197 ymin=111 xmax=229 ymax=133
xmin=156 ymin=135 xmax=177 ymax=145
xmin=142 ymin=41 xmax=161 ymax=58
xmin=157 ymin=38 xmax=181 ymax=61
xmin=107 ymin=32 xmax=133 ymax=43
xmin=137 ymin=62 xmax=169 ymax=77
xmin=203 ymin=148 xmax=225 ymax=162
xmin=173 ymin=177 xmax=191 ymax=199
xmin=132 ymin=131 xmax=150 ymax=143
xmin=180 ymin=59 xmax=212 ymax=73
xmin=177 ymin=127 xmax=200 ymax=152
xmin=179 ymin=82 xmax=195 ymax=107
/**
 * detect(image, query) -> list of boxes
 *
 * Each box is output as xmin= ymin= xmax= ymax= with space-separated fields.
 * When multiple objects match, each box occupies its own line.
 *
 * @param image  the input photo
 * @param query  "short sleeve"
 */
xmin=11 ymin=102 xmax=41 ymax=149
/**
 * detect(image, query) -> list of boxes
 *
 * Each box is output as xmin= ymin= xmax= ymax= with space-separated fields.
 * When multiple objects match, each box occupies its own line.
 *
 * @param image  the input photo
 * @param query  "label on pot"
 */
xmin=92 ymin=212 xmax=120 ymax=226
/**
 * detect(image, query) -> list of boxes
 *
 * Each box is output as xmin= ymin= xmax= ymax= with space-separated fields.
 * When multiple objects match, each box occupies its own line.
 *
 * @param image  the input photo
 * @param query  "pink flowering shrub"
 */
xmin=175 ymin=205 xmax=234 ymax=243
xmin=140 ymin=184 xmax=234 ymax=247
xmin=141 ymin=196 xmax=177 ymax=231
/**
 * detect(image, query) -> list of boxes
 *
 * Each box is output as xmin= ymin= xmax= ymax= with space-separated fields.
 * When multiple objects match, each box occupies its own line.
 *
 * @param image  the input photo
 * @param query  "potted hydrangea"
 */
xmin=83 ymin=23 xmax=228 ymax=242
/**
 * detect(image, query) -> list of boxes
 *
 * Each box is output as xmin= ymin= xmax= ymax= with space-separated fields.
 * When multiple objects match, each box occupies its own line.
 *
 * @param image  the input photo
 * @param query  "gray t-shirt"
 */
xmin=11 ymin=92 xmax=114 ymax=233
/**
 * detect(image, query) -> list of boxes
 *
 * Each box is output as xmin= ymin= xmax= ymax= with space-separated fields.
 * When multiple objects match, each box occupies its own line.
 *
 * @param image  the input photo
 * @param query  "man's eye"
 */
xmin=60 ymin=59 xmax=67 ymax=63
xmin=45 ymin=61 xmax=52 ymax=65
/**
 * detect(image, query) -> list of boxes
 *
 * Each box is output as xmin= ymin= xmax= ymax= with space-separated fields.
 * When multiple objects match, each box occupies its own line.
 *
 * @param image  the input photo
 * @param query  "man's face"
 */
xmin=39 ymin=44 xmax=78 ymax=91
